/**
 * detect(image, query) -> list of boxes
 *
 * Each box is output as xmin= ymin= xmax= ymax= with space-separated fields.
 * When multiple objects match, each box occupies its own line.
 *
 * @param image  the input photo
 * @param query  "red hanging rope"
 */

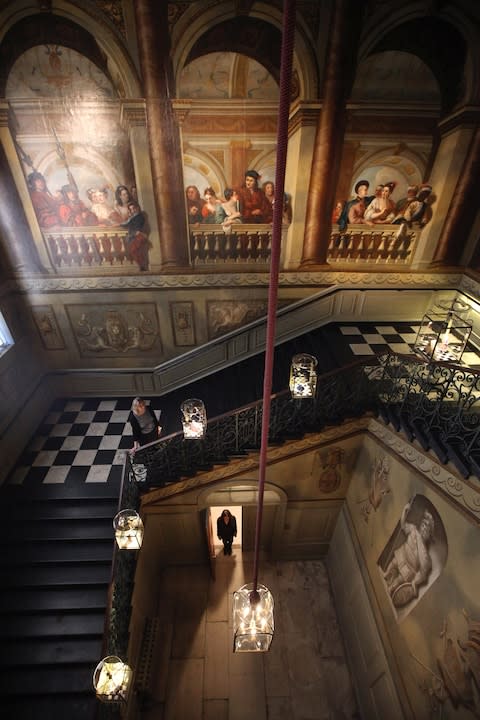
xmin=252 ymin=0 xmax=296 ymax=597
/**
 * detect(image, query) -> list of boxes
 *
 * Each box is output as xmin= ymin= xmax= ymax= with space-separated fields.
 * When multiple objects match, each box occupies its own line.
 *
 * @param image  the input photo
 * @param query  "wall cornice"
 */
xmin=16 ymin=270 xmax=463 ymax=293
xmin=368 ymin=419 xmax=480 ymax=524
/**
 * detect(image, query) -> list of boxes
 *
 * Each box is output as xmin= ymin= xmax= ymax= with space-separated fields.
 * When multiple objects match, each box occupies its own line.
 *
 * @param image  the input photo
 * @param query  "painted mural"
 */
xmin=6 ymin=45 xmax=151 ymax=274
xmin=186 ymin=173 xmax=293 ymax=229
xmin=4 ymin=43 xmax=440 ymax=280
xmin=346 ymin=435 xmax=480 ymax=719
xmin=31 ymin=305 xmax=65 ymax=350
xmin=313 ymin=446 xmax=345 ymax=494
xmin=66 ymin=303 xmax=160 ymax=357
xmin=412 ymin=610 xmax=480 ymax=717
xmin=358 ymin=455 xmax=391 ymax=524
xmin=178 ymin=51 xmax=280 ymax=101
xmin=378 ymin=494 xmax=447 ymax=621
xmin=207 ymin=299 xmax=269 ymax=340
xmin=206 ymin=298 xmax=293 ymax=340
xmin=335 ymin=178 xmax=435 ymax=232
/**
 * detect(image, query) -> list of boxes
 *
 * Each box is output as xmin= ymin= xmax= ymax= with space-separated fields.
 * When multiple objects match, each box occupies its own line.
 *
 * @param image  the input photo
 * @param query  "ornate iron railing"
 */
xmin=375 ymin=351 xmax=480 ymax=477
xmin=129 ymin=357 xmax=379 ymax=487
xmin=130 ymin=350 xmax=480 ymax=484
xmin=97 ymin=456 xmax=140 ymax=706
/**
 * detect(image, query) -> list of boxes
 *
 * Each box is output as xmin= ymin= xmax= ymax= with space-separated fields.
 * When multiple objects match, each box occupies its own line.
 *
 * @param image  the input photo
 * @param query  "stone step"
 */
xmin=3 ymin=562 xmax=112 ymax=589
xmin=2 ymin=693 xmax=96 ymax=720
xmin=0 ymin=481 xmax=121 ymax=503
xmin=0 ymin=610 xmax=106 ymax=639
xmin=0 ymin=538 xmax=114 ymax=565
xmin=0 ymin=636 xmax=103 ymax=668
xmin=0 ymin=586 xmax=109 ymax=614
xmin=0 ymin=664 xmax=95 ymax=696
xmin=3 ymin=518 xmax=114 ymax=541
xmin=0 ymin=498 xmax=118 ymax=521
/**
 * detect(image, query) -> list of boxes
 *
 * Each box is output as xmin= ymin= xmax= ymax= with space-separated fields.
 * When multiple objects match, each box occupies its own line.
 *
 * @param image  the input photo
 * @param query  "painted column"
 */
xmin=133 ymin=0 xmax=189 ymax=268
xmin=120 ymin=102 xmax=162 ymax=270
xmin=301 ymin=0 xmax=363 ymax=267
xmin=230 ymin=140 xmax=252 ymax=188
xmin=412 ymin=114 xmax=476 ymax=268
xmin=433 ymin=123 xmax=480 ymax=266
xmin=0 ymin=103 xmax=50 ymax=273
xmin=281 ymin=103 xmax=319 ymax=269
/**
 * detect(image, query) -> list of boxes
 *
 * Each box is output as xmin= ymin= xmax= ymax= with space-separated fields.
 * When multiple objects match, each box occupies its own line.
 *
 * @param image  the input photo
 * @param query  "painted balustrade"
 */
xmin=328 ymin=224 xmax=417 ymax=264
xmin=45 ymin=228 xmax=132 ymax=268
xmin=189 ymin=224 xmax=276 ymax=265
xmin=44 ymin=223 xmax=418 ymax=270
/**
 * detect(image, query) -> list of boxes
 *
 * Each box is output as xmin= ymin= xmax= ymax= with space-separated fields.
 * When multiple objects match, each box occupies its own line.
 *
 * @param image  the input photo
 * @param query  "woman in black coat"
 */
xmin=128 ymin=397 xmax=162 ymax=449
xmin=217 ymin=509 xmax=237 ymax=555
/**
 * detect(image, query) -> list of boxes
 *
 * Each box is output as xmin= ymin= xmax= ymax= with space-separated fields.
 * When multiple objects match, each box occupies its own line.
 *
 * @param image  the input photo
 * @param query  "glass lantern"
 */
xmin=113 ymin=509 xmax=144 ymax=550
xmin=93 ymin=655 xmax=132 ymax=703
xmin=414 ymin=299 xmax=472 ymax=364
xmin=181 ymin=398 xmax=207 ymax=439
xmin=233 ymin=583 xmax=274 ymax=652
xmin=289 ymin=353 xmax=318 ymax=398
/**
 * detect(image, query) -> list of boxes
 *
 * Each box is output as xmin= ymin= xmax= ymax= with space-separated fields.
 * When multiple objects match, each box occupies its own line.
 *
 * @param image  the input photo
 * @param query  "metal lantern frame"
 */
xmin=233 ymin=583 xmax=274 ymax=652
xmin=414 ymin=298 xmax=472 ymax=364
xmin=113 ymin=509 xmax=144 ymax=550
xmin=289 ymin=353 xmax=318 ymax=398
xmin=93 ymin=655 xmax=132 ymax=703
xmin=181 ymin=398 xmax=207 ymax=439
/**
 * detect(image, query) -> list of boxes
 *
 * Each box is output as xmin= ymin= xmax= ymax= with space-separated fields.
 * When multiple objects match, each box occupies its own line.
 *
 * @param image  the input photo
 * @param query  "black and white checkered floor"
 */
xmin=339 ymin=322 xmax=480 ymax=367
xmin=7 ymin=397 xmax=146 ymax=486
xmin=6 ymin=323 xmax=480 ymax=486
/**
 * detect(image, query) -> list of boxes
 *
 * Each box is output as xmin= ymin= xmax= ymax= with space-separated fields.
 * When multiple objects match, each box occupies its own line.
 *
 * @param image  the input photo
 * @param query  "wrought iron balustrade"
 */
xmin=128 ymin=358 xmax=378 ymax=487
xmin=373 ymin=351 xmax=480 ymax=477
xmin=128 ymin=350 xmax=480 ymax=485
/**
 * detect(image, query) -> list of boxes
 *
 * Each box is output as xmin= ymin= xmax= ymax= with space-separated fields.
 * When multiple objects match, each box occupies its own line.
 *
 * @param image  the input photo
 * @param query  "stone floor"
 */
xmin=140 ymin=548 xmax=359 ymax=720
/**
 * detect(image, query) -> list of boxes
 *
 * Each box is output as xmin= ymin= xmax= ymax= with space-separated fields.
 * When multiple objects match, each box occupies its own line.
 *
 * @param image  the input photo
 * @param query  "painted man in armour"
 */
xmin=384 ymin=501 xmax=435 ymax=605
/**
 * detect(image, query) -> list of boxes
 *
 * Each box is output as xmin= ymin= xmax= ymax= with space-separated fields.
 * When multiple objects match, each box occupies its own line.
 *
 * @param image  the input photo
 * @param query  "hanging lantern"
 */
xmin=289 ymin=353 xmax=318 ymax=398
xmin=93 ymin=655 xmax=132 ymax=703
xmin=181 ymin=398 xmax=207 ymax=439
xmin=233 ymin=583 xmax=274 ymax=652
xmin=413 ymin=297 xmax=472 ymax=364
xmin=113 ymin=509 xmax=144 ymax=550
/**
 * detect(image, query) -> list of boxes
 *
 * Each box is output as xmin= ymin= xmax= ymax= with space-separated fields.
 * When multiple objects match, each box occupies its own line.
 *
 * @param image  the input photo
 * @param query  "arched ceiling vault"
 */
xmin=0 ymin=10 xmax=141 ymax=98
xmin=364 ymin=16 xmax=466 ymax=115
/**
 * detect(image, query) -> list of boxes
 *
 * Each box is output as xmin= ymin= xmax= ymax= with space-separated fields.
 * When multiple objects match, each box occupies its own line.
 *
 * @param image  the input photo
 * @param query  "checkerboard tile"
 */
xmin=339 ymin=323 xmax=480 ymax=366
xmin=350 ymin=344 xmax=375 ymax=356
xmin=4 ymin=397 xmax=147 ymax=487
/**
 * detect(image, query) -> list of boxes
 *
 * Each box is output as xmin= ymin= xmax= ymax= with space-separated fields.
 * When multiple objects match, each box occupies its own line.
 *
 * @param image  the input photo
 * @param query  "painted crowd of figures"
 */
xmin=27 ymin=172 xmax=150 ymax=270
xmin=186 ymin=170 xmax=292 ymax=229
xmin=333 ymin=179 xmax=434 ymax=231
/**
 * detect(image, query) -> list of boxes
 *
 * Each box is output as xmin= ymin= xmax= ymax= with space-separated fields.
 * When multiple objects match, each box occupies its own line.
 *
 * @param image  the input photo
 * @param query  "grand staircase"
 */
xmin=0 ymin=322 xmax=352 ymax=719
xmin=1 ymin=323 xmax=480 ymax=719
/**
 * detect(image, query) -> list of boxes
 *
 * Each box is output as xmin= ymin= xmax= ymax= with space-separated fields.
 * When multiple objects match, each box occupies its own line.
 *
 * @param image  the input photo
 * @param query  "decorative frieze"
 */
xmin=368 ymin=418 xmax=480 ymax=523
xmin=17 ymin=270 xmax=462 ymax=294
